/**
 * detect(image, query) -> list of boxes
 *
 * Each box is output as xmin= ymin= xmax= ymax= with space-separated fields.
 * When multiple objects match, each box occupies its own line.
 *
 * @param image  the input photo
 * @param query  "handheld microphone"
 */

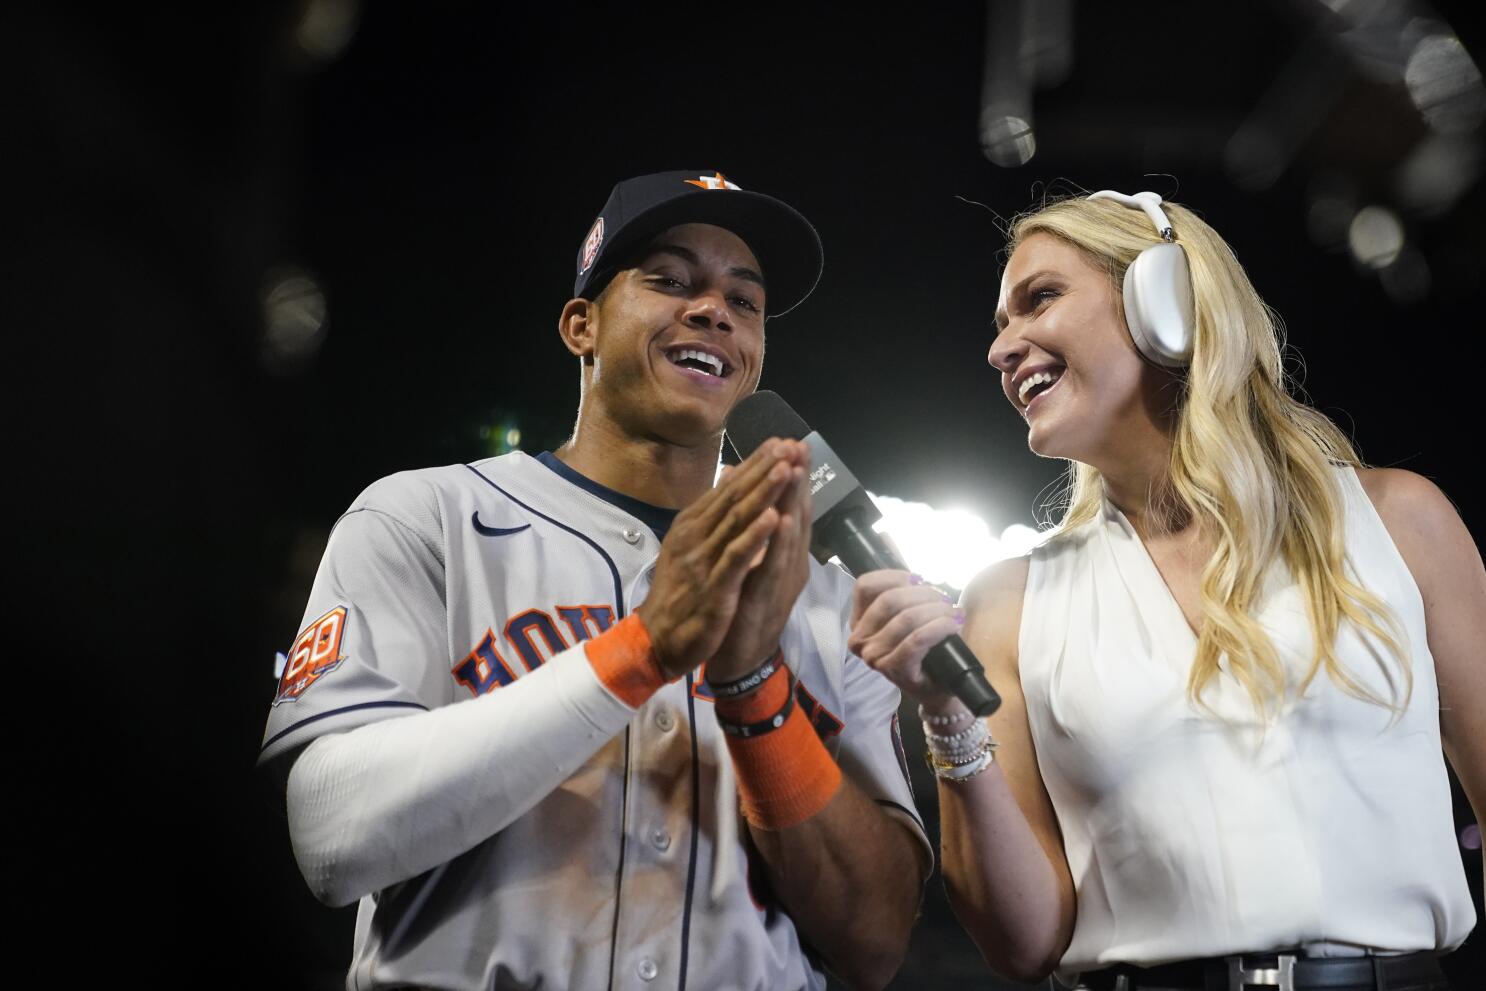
xmin=726 ymin=390 xmax=1001 ymax=716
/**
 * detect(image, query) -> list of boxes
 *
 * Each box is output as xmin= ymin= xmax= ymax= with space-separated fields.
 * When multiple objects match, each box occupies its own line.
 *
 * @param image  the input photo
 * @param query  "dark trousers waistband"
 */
xmin=1081 ymin=951 xmax=1449 ymax=991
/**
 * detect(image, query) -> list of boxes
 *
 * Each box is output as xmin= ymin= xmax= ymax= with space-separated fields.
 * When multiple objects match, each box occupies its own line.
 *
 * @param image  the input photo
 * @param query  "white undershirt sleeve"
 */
xmin=286 ymin=639 xmax=637 ymax=907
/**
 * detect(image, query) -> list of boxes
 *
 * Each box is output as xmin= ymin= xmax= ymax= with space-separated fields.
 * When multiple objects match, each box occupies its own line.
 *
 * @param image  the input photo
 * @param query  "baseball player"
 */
xmin=260 ymin=170 xmax=932 ymax=991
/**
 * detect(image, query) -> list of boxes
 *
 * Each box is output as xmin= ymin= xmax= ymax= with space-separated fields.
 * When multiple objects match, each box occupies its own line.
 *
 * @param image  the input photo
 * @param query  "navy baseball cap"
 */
xmin=573 ymin=170 xmax=824 ymax=317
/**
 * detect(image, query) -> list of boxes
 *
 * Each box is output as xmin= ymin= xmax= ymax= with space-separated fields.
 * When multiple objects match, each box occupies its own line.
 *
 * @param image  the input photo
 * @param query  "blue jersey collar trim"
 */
xmin=535 ymin=451 xmax=679 ymax=540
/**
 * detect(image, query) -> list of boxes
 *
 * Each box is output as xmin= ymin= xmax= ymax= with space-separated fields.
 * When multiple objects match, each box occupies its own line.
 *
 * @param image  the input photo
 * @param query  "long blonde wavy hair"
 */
xmin=1009 ymin=194 xmax=1409 ymax=717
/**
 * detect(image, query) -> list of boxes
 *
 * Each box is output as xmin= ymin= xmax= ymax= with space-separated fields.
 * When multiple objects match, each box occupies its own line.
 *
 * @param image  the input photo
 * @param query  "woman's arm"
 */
xmin=849 ymin=560 xmax=1076 ymax=981
xmin=1360 ymin=467 xmax=1486 ymax=888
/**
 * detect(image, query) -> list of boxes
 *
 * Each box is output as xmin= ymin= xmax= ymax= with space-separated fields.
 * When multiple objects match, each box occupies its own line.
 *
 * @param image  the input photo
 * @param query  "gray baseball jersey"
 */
xmin=260 ymin=450 xmax=928 ymax=991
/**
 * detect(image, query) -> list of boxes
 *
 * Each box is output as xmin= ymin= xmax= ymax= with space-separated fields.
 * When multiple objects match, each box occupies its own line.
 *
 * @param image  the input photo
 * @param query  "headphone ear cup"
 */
xmin=1121 ymin=242 xmax=1195 ymax=367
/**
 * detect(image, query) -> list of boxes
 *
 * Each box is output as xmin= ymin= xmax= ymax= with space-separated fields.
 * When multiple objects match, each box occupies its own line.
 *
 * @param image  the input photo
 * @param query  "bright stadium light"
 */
xmin=708 ymin=463 xmax=1046 ymax=591
xmin=998 ymin=523 xmax=1044 ymax=557
xmin=869 ymin=493 xmax=1041 ymax=591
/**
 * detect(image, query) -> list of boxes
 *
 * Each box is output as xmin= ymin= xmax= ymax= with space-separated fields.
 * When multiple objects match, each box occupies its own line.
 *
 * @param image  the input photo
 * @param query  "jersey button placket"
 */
xmin=654 ymin=709 xmax=675 ymax=732
xmin=650 ymin=827 xmax=671 ymax=852
xmin=637 ymin=957 xmax=659 ymax=981
xmin=622 ymin=527 xmax=642 ymax=545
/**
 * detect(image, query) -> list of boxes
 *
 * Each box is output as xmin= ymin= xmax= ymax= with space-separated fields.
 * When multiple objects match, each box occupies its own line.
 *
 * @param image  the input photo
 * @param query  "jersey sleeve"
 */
xmin=836 ymin=638 xmax=933 ymax=868
xmin=259 ymin=477 xmax=452 ymax=765
xmin=810 ymin=565 xmax=933 ymax=870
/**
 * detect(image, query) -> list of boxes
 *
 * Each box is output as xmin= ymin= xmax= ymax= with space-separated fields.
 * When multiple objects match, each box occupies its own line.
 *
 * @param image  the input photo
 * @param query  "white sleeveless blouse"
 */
xmin=1019 ymin=468 xmax=1474 ymax=977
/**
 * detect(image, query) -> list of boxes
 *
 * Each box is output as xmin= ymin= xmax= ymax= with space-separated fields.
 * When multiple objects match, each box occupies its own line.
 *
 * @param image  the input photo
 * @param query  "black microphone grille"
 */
xmin=725 ymin=390 xmax=812 ymax=460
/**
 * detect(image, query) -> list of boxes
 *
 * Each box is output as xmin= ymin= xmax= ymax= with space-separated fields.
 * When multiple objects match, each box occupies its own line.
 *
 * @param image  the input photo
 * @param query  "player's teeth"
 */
xmin=675 ymin=348 xmax=723 ymax=376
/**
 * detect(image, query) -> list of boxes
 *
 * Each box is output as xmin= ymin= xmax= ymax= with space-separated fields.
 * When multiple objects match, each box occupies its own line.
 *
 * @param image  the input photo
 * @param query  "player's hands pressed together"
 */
xmin=706 ymin=440 xmax=813 ymax=683
xmin=636 ymin=438 xmax=811 ymax=681
xmin=848 ymin=569 xmax=969 ymax=717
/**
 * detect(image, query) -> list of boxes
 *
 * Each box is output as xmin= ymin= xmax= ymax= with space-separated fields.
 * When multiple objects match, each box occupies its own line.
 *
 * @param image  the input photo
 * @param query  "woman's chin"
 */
xmin=1027 ymin=427 xmax=1097 ymax=465
xmin=1025 ymin=421 xmax=1069 ymax=460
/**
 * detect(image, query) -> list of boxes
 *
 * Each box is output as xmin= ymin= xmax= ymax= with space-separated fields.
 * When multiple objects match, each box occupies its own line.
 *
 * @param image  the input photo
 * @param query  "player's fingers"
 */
xmin=794 ymin=465 xmax=813 ymax=553
xmin=708 ymin=505 xmax=782 ymax=599
xmin=694 ymin=458 xmax=796 ymax=561
xmin=685 ymin=440 xmax=789 ymax=530
xmin=749 ymin=466 xmax=809 ymax=572
xmin=671 ymin=452 xmax=767 ymax=543
xmin=674 ymin=454 xmax=780 ymax=554
xmin=780 ymin=460 xmax=810 ymax=531
xmin=653 ymin=451 xmax=792 ymax=610
xmin=778 ymin=472 xmax=813 ymax=568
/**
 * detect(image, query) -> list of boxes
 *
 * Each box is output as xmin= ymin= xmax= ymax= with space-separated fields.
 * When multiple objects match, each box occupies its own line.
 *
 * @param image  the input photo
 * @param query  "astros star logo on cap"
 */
xmin=573 ymin=169 xmax=822 ymax=315
xmin=684 ymin=172 xmax=741 ymax=191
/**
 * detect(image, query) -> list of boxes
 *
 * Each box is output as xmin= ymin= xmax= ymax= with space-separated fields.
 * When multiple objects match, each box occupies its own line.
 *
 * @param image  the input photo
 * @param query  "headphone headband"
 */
xmin=1087 ymin=190 xmax=1176 ymax=242
xmin=1082 ymin=188 xmax=1194 ymax=367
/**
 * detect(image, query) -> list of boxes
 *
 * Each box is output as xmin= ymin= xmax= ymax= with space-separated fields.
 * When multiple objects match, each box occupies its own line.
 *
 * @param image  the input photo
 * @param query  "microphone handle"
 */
xmin=827 ymin=512 xmax=1002 ymax=716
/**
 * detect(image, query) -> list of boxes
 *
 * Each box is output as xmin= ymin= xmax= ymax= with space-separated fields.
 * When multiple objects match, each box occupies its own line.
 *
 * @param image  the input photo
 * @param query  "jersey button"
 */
xmin=654 ymin=710 xmax=675 ymax=732
xmin=637 ymin=957 xmax=659 ymax=981
xmin=650 ymin=828 xmax=671 ymax=851
xmin=622 ymin=528 xmax=642 ymax=544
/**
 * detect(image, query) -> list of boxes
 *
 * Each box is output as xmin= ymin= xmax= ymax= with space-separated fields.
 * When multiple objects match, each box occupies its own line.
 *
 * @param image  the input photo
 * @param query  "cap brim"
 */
xmin=588 ymin=189 xmax=823 ymax=317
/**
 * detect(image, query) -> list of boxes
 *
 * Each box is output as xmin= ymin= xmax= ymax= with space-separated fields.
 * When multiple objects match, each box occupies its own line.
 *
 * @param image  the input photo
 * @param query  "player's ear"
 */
xmin=558 ymin=297 xmax=596 ymax=364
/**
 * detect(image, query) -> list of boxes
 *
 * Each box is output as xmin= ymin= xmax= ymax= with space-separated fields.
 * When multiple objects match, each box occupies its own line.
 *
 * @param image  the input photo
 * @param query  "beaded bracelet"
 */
xmin=926 ymin=719 xmax=990 ymax=765
xmin=918 ymin=703 xmax=974 ymax=731
xmin=939 ymin=749 xmax=995 ymax=783
xmin=925 ymin=718 xmax=989 ymax=747
xmin=926 ymin=731 xmax=995 ymax=767
xmin=929 ymin=738 xmax=998 ymax=782
xmin=929 ymin=748 xmax=988 ymax=768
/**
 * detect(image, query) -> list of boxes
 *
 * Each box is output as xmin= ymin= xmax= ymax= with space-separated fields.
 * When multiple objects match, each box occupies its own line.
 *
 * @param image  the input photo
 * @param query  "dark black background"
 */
xmin=11 ymin=3 xmax=1482 ymax=987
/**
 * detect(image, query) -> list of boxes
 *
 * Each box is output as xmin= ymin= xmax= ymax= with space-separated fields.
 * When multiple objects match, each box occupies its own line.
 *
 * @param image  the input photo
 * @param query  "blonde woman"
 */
xmin=848 ymin=191 xmax=1484 ymax=991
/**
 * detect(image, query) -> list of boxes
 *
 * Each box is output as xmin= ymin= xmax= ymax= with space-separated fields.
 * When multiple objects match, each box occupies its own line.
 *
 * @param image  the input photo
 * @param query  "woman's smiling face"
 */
xmin=989 ymin=231 xmax=1170 ymax=466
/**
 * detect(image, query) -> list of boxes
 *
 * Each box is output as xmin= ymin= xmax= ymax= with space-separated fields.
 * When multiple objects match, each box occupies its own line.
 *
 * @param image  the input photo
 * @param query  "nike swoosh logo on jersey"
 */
xmin=471 ymin=512 xmax=531 ymax=537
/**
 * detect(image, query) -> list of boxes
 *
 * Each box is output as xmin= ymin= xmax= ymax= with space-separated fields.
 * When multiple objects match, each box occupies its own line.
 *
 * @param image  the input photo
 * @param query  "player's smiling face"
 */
xmin=587 ymin=223 xmax=767 ymax=444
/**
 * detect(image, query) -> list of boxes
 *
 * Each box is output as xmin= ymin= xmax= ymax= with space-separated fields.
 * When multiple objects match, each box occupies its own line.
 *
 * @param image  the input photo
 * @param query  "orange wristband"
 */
xmin=584 ymin=613 xmax=670 ymax=708
xmin=716 ymin=665 xmax=843 ymax=830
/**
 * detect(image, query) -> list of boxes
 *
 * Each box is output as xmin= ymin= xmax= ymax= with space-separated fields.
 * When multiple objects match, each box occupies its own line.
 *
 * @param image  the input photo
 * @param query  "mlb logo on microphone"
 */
xmin=274 ymin=606 xmax=348 ymax=704
xmin=808 ymin=462 xmax=837 ymax=496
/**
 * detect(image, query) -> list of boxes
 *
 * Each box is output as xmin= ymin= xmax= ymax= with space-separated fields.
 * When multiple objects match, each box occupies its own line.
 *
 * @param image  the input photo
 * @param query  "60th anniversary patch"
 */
xmin=274 ymin=606 xmax=348 ymax=705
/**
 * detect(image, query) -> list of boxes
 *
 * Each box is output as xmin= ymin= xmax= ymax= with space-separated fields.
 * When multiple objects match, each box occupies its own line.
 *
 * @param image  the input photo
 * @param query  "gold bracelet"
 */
xmin=928 ymin=738 xmax=998 ymax=779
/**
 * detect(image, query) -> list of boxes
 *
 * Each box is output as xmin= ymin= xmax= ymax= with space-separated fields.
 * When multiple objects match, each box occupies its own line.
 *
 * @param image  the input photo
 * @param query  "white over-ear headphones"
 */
xmin=1086 ymin=190 xmax=1195 ymax=368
